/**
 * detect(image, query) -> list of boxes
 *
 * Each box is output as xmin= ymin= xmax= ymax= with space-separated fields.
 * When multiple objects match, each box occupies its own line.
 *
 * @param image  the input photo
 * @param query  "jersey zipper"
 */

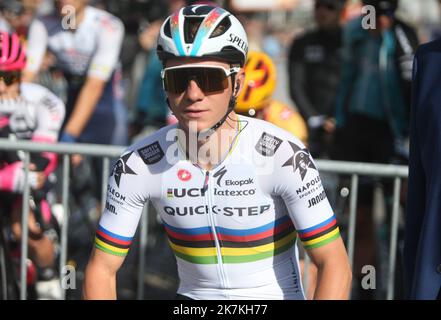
xmin=203 ymin=169 xmax=230 ymax=298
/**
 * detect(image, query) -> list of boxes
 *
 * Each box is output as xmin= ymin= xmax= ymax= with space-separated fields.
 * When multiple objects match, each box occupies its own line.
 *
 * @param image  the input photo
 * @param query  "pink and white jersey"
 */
xmin=0 ymin=82 xmax=65 ymax=192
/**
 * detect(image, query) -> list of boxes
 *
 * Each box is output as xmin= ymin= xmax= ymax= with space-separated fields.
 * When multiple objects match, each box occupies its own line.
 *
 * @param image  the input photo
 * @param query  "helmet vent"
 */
xmin=184 ymin=17 xmax=203 ymax=43
xmin=209 ymin=16 xmax=231 ymax=38
xmin=164 ymin=17 xmax=172 ymax=38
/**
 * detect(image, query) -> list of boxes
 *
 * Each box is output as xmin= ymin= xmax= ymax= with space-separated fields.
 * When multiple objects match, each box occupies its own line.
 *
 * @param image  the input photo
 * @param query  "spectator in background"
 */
xmin=404 ymin=37 xmax=441 ymax=301
xmin=332 ymin=0 xmax=418 ymax=298
xmin=288 ymin=0 xmax=345 ymax=159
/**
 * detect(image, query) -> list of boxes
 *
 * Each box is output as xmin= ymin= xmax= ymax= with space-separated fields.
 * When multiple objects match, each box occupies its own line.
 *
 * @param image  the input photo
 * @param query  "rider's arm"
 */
xmin=22 ymin=19 xmax=48 ymax=83
xmin=307 ymin=237 xmax=352 ymax=299
xmin=287 ymin=37 xmax=318 ymax=120
xmin=83 ymin=148 xmax=148 ymax=299
xmin=63 ymin=17 xmax=124 ymax=139
xmin=83 ymin=247 xmax=125 ymax=299
xmin=274 ymin=137 xmax=352 ymax=299
xmin=31 ymin=85 xmax=66 ymax=175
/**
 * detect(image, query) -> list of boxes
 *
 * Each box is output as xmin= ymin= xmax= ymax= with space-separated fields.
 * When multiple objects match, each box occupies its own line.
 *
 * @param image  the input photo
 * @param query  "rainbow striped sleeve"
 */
xmin=163 ymin=215 xmax=297 ymax=264
xmin=297 ymin=216 xmax=340 ymax=250
xmin=94 ymin=225 xmax=133 ymax=257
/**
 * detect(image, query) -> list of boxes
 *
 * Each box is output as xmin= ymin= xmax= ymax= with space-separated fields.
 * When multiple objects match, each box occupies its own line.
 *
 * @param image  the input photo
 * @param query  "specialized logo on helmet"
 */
xmin=228 ymin=33 xmax=248 ymax=53
xmin=110 ymin=152 xmax=136 ymax=188
xmin=282 ymin=141 xmax=316 ymax=181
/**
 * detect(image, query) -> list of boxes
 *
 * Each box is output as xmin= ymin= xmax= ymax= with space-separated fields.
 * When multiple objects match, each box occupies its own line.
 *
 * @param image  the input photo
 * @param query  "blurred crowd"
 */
xmin=1 ymin=0 xmax=441 ymax=299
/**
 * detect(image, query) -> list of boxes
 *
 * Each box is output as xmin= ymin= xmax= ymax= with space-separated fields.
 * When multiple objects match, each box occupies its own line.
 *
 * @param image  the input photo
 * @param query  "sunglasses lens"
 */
xmin=0 ymin=72 xmax=19 ymax=86
xmin=163 ymin=67 xmax=229 ymax=94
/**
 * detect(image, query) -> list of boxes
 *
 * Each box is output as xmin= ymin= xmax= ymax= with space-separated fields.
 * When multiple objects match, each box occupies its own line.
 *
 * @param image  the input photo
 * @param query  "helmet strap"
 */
xmin=197 ymin=74 xmax=237 ymax=141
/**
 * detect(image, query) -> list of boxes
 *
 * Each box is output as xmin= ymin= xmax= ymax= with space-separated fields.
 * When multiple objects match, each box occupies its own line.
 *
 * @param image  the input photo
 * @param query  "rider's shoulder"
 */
xmin=122 ymin=124 xmax=178 ymax=165
xmin=20 ymin=82 xmax=61 ymax=103
xmin=87 ymin=6 xmax=124 ymax=32
xmin=243 ymin=115 xmax=306 ymax=154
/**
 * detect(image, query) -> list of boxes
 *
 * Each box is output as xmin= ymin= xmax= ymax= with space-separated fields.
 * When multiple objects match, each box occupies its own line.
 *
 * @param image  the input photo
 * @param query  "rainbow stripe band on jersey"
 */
xmin=95 ymin=225 xmax=133 ymax=256
xmin=164 ymin=215 xmax=297 ymax=264
xmin=297 ymin=216 xmax=340 ymax=250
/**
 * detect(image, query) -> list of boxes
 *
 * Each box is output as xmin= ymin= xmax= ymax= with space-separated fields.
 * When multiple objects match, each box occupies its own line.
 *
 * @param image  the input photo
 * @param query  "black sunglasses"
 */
xmin=161 ymin=65 xmax=240 ymax=94
xmin=0 ymin=72 xmax=20 ymax=86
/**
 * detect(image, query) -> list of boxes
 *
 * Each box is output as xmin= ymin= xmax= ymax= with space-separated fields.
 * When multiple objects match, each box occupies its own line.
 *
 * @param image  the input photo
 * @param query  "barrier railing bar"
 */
xmin=137 ymin=204 xmax=149 ymax=300
xmin=0 ymin=139 xmax=124 ymax=157
xmin=387 ymin=177 xmax=402 ymax=300
xmin=316 ymin=160 xmax=408 ymax=178
xmin=60 ymin=154 xmax=70 ymax=300
xmin=0 ymin=140 xmax=408 ymax=178
xmin=347 ymin=174 xmax=359 ymax=270
xmin=20 ymin=152 xmax=31 ymax=300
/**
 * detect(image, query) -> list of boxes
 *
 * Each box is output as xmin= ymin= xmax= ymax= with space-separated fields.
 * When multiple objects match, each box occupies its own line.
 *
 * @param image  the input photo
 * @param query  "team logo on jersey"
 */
xmin=255 ymin=132 xmax=283 ymax=157
xmin=137 ymin=141 xmax=164 ymax=165
xmin=282 ymin=141 xmax=316 ymax=181
xmin=110 ymin=152 xmax=136 ymax=187
xmin=178 ymin=169 xmax=192 ymax=182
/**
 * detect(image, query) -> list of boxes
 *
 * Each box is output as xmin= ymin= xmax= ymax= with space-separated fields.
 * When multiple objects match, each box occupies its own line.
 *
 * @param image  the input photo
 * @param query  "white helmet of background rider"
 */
xmin=156 ymin=5 xmax=249 ymax=136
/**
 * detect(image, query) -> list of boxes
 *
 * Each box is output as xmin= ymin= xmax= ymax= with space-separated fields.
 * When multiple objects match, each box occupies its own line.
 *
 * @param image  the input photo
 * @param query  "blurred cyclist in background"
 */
xmin=23 ymin=0 xmax=124 ymax=146
xmin=0 ymin=31 xmax=65 ymax=298
xmin=22 ymin=0 xmax=125 ymax=203
xmin=235 ymin=50 xmax=308 ymax=145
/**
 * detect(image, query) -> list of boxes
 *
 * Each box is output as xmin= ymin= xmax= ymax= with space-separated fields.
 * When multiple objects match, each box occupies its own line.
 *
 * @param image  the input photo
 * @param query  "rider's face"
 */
xmin=0 ymin=72 xmax=20 ymax=100
xmin=165 ymin=58 xmax=244 ymax=133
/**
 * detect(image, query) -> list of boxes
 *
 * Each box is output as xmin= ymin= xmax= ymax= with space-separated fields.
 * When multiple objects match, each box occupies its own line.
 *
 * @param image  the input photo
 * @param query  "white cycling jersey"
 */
xmin=26 ymin=6 xmax=124 ymax=81
xmin=0 ymin=82 xmax=65 ymax=192
xmin=97 ymin=115 xmax=340 ymax=300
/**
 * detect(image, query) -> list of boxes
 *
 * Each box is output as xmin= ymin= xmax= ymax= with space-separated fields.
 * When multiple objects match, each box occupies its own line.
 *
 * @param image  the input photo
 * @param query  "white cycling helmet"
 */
xmin=157 ymin=5 xmax=248 ymax=66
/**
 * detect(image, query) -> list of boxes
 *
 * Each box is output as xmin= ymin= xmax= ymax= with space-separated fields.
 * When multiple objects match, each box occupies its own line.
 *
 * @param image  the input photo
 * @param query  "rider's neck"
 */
xmin=185 ymin=113 xmax=239 ymax=171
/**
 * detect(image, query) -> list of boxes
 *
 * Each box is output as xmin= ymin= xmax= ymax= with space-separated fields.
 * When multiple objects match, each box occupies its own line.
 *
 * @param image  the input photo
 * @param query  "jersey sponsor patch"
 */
xmin=137 ymin=142 xmax=165 ymax=165
xmin=255 ymin=132 xmax=283 ymax=157
xmin=178 ymin=169 xmax=192 ymax=182
xmin=282 ymin=141 xmax=316 ymax=181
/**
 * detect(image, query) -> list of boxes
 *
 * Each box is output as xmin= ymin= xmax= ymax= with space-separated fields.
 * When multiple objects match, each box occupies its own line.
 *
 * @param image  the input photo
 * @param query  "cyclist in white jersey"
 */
xmin=83 ymin=5 xmax=352 ymax=300
xmin=23 ymin=0 xmax=124 ymax=145
xmin=0 ymin=32 xmax=65 ymax=269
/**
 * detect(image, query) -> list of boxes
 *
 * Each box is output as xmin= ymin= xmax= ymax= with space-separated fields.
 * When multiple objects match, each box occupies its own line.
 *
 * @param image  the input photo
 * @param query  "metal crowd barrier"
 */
xmin=0 ymin=139 xmax=408 ymax=300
